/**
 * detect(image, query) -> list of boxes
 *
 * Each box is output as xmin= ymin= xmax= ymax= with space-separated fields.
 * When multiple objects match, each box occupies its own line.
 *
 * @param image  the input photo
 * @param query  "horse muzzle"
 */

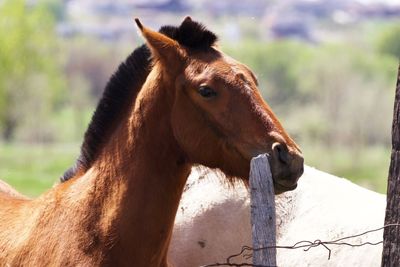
xmin=270 ymin=142 xmax=304 ymax=194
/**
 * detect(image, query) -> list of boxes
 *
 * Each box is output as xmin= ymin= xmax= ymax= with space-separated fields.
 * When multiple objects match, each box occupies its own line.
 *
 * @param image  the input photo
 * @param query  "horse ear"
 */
xmin=135 ymin=18 xmax=182 ymax=64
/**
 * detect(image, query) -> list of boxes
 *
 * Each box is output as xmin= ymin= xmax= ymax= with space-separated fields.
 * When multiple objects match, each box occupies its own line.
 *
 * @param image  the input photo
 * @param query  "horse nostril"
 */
xmin=272 ymin=143 xmax=289 ymax=165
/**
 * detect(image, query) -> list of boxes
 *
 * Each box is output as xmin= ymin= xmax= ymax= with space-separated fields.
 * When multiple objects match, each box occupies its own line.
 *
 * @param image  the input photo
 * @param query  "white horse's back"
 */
xmin=0 ymin=179 xmax=27 ymax=199
xmin=169 ymin=166 xmax=386 ymax=267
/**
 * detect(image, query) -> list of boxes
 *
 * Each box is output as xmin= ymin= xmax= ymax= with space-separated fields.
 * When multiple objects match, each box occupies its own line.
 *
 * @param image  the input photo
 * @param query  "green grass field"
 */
xmin=302 ymin=144 xmax=390 ymax=193
xmin=0 ymin=143 xmax=80 ymax=197
xmin=0 ymin=143 xmax=390 ymax=197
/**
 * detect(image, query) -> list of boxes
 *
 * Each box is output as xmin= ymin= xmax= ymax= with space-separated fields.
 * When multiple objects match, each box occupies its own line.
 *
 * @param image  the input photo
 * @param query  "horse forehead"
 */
xmin=205 ymin=60 xmax=254 ymax=86
xmin=223 ymin=54 xmax=251 ymax=72
xmin=187 ymin=51 xmax=253 ymax=79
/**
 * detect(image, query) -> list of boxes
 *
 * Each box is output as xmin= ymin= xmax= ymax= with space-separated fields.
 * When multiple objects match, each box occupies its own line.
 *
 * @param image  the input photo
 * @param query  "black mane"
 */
xmin=61 ymin=19 xmax=218 ymax=182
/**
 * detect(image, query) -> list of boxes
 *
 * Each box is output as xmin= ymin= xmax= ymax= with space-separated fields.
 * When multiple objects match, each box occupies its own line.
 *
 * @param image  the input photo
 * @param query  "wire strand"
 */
xmin=200 ymin=223 xmax=400 ymax=267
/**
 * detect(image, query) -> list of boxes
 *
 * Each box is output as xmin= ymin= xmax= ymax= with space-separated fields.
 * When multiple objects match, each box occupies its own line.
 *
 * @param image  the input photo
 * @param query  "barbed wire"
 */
xmin=200 ymin=223 xmax=400 ymax=267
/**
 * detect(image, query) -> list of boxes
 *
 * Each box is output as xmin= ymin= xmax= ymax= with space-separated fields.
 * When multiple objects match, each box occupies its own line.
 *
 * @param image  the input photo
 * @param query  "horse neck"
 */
xmin=78 ymin=66 xmax=191 ymax=265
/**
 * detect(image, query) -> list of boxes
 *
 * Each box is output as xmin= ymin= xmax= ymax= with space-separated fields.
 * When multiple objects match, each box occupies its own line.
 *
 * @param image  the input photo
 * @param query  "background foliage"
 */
xmin=0 ymin=0 xmax=399 ymax=196
xmin=0 ymin=0 xmax=65 ymax=142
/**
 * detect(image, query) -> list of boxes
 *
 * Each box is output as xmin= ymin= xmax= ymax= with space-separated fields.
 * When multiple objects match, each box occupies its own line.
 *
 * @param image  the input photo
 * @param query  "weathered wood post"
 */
xmin=382 ymin=63 xmax=400 ymax=266
xmin=250 ymin=154 xmax=277 ymax=267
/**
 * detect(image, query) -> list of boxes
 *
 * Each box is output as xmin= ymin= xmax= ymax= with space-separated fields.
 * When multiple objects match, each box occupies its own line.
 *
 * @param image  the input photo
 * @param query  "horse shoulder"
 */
xmin=0 ymin=193 xmax=35 ymax=265
xmin=0 ymin=180 xmax=31 ymax=250
xmin=0 ymin=178 xmax=102 ymax=266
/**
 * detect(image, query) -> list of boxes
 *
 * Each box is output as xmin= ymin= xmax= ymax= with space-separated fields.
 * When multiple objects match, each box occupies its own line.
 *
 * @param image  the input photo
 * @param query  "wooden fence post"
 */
xmin=250 ymin=154 xmax=277 ymax=267
xmin=382 ymin=63 xmax=400 ymax=266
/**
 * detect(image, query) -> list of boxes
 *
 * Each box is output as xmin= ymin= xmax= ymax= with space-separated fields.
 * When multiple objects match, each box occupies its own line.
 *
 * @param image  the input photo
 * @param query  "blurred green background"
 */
xmin=0 ymin=0 xmax=399 ymax=197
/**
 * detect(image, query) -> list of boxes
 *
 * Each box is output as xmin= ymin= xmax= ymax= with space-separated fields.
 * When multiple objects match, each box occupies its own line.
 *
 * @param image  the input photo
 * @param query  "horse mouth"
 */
xmin=273 ymin=180 xmax=297 ymax=194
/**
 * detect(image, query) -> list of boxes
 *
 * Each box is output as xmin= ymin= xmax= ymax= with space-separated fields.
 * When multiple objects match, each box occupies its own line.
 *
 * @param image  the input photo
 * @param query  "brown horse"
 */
xmin=0 ymin=18 xmax=303 ymax=266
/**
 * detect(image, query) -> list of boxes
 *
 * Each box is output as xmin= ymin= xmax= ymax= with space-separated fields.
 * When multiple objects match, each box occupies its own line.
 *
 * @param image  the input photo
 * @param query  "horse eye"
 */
xmin=198 ymin=86 xmax=217 ymax=98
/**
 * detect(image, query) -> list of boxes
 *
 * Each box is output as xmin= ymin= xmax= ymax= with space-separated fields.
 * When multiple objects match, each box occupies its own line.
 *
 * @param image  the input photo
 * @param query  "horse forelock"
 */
xmin=160 ymin=19 xmax=218 ymax=50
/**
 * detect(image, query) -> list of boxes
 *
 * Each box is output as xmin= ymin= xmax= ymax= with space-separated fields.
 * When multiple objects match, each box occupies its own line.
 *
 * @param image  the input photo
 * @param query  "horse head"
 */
xmin=136 ymin=17 xmax=304 ymax=193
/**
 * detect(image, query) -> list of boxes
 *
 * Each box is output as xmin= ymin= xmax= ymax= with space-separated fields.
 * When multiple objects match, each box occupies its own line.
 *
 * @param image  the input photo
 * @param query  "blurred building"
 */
xmin=57 ymin=0 xmax=400 ymax=42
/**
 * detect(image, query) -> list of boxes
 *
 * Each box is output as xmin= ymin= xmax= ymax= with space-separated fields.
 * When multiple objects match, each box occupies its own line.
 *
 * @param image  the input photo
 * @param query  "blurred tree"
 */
xmin=64 ymin=38 xmax=122 ymax=99
xmin=378 ymin=24 xmax=400 ymax=59
xmin=222 ymin=40 xmax=314 ymax=105
xmin=224 ymin=39 xmax=395 ymax=150
xmin=0 ymin=0 xmax=65 ymax=141
xmin=41 ymin=0 xmax=66 ymax=22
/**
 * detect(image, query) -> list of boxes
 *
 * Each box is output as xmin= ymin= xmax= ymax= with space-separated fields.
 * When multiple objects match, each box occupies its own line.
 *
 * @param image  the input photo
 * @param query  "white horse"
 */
xmin=169 ymin=166 xmax=386 ymax=267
